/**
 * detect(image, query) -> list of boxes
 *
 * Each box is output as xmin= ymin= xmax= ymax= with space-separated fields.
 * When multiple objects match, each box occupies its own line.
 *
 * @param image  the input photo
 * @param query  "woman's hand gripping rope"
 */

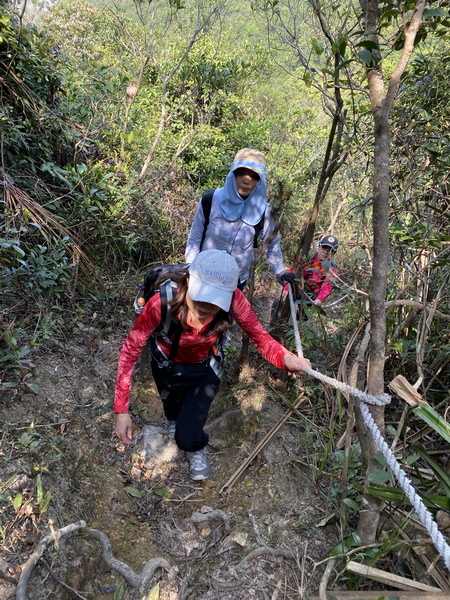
xmin=284 ymin=353 xmax=311 ymax=374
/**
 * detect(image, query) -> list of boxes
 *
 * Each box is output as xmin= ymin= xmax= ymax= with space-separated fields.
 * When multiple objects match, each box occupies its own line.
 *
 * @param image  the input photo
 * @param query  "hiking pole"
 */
xmin=288 ymin=281 xmax=303 ymax=359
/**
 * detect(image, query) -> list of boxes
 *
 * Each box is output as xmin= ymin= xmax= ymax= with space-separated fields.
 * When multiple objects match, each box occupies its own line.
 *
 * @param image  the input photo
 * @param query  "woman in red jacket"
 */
xmin=294 ymin=235 xmax=339 ymax=306
xmin=114 ymin=249 xmax=310 ymax=481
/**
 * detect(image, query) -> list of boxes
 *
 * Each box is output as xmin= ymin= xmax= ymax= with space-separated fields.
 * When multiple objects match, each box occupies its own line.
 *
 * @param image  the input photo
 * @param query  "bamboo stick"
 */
xmin=307 ymin=593 xmax=445 ymax=599
xmin=346 ymin=560 xmax=442 ymax=592
xmin=219 ymin=393 xmax=306 ymax=494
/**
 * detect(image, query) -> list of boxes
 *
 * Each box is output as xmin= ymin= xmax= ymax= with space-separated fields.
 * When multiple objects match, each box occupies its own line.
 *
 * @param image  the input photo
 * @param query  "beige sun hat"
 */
xmin=232 ymin=148 xmax=266 ymax=177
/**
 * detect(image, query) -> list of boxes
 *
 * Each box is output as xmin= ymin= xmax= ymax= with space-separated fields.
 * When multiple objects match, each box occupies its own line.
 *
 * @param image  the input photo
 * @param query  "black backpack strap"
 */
xmin=200 ymin=188 xmax=215 ymax=250
xmin=159 ymin=279 xmax=175 ymax=334
xmin=253 ymin=212 xmax=265 ymax=248
xmin=148 ymin=280 xmax=183 ymax=369
xmin=161 ymin=281 xmax=182 ymax=363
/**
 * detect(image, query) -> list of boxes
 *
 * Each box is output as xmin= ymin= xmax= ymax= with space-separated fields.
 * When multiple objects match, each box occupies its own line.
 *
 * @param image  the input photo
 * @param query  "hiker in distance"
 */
xmin=272 ymin=235 xmax=339 ymax=320
xmin=185 ymin=148 xmax=295 ymax=289
xmin=288 ymin=235 xmax=339 ymax=306
xmin=114 ymin=250 xmax=311 ymax=481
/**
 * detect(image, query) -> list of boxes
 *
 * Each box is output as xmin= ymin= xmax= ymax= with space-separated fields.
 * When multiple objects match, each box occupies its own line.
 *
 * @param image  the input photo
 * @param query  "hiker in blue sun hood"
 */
xmin=185 ymin=148 xmax=294 ymax=289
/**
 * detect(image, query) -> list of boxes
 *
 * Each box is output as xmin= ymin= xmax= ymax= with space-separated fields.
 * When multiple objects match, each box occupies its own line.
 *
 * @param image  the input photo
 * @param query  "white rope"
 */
xmin=324 ymin=294 xmax=350 ymax=308
xmin=288 ymin=283 xmax=390 ymax=406
xmin=288 ymin=281 xmax=304 ymax=358
xmin=303 ymin=366 xmax=391 ymax=406
xmin=287 ymin=283 xmax=450 ymax=572
xmin=360 ymin=403 xmax=450 ymax=571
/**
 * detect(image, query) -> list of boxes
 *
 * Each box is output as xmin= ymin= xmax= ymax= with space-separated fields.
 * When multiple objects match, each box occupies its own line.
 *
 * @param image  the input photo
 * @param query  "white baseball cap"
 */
xmin=188 ymin=250 xmax=239 ymax=312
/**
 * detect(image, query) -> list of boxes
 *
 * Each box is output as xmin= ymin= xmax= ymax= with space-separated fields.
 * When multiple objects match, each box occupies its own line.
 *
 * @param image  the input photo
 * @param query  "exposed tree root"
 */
xmin=189 ymin=508 xmax=231 ymax=531
xmin=16 ymin=520 xmax=171 ymax=599
xmin=86 ymin=528 xmax=170 ymax=588
xmin=237 ymin=545 xmax=296 ymax=569
xmin=319 ymin=558 xmax=336 ymax=600
xmin=211 ymin=574 xmax=243 ymax=592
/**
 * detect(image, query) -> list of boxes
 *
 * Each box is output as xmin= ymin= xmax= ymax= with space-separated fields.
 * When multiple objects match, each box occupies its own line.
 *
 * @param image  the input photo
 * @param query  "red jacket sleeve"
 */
xmin=232 ymin=289 xmax=291 ymax=370
xmin=113 ymin=295 xmax=162 ymax=413
xmin=114 ymin=289 xmax=294 ymax=413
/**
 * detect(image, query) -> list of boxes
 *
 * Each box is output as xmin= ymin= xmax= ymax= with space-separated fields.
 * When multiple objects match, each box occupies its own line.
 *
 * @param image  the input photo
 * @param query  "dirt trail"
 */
xmin=0 ymin=287 xmax=339 ymax=599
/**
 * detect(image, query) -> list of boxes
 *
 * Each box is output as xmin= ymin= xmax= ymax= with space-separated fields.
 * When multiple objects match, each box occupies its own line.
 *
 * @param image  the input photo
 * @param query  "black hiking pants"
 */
xmin=150 ymin=358 xmax=221 ymax=452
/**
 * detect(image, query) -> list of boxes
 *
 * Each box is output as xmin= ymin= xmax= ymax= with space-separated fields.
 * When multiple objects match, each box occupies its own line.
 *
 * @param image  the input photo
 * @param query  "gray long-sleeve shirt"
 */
xmin=185 ymin=191 xmax=285 ymax=283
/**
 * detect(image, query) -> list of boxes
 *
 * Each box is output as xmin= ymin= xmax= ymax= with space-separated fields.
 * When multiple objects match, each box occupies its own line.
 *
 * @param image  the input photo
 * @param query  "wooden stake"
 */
xmin=389 ymin=375 xmax=425 ymax=406
xmin=307 ymin=593 xmax=445 ymax=599
xmin=346 ymin=560 xmax=442 ymax=592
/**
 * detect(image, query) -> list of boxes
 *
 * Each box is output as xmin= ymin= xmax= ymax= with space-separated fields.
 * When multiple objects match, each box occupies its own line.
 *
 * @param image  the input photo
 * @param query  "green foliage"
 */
xmin=367 ymin=483 xmax=450 ymax=510
xmin=366 ymin=416 xmax=450 ymax=514
xmin=328 ymin=444 xmax=364 ymax=504
xmin=383 ymin=41 xmax=450 ymax=393
xmin=0 ymin=8 xmax=80 ymax=311
xmin=412 ymin=404 xmax=450 ymax=444
xmin=364 ymin=405 xmax=450 ymax=517
xmin=5 ymin=239 xmax=75 ymax=295
xmin=330 ymin=531 xmax=364 ymax=558
xmin=395 ymin=43 xmax=450 ymax=189
xmin=0 ymin=327 xmax=37 ymax=395
xmin=42 ymin=0 xmax=134 ymax=69
xmin=42 ymin=2 xmax=272 ymax=175
xmin=0 ymin=8 xmax=74 ymax=173
xmin=36 ymin=0 xmax=331 ymax=275
xmin=0 ymin=422 xmax=63 ymax=551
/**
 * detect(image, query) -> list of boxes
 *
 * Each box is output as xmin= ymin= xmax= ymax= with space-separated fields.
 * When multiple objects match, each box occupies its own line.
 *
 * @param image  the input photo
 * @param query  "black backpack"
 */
xmin=134 ymin=262 xmax=226 ymax=380
xmin=134 ymin=264 xmax=188 ymax=379
xmin=200 ymin=189 xmax=265 ymax=249
xmin=135 ymin=263 xmax=189 ymax=309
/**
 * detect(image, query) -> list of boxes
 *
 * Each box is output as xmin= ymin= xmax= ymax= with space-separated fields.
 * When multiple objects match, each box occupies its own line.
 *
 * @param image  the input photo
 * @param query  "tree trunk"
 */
xmin=294 ymin=81 xmax=346 ymax=266
xmin=355 ymin=109 xmax=390 ymax=542
xmin=356 ymin=0 xmax=427 ymax=543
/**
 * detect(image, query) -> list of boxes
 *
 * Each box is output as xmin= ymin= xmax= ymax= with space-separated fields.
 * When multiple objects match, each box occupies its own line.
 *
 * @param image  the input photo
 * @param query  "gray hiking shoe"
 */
xmin=165 ymin=420 xmax=177 ymax=436
xmin=186 ymin=447 xmax=211 ymax=480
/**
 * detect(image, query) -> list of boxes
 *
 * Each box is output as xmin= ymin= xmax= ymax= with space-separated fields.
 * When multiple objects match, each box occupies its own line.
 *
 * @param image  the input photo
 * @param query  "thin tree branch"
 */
xmin=384 ymin=0 xmax=427 ymax=113
xmin=16 ymin=521 xmax=87 ymax=600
